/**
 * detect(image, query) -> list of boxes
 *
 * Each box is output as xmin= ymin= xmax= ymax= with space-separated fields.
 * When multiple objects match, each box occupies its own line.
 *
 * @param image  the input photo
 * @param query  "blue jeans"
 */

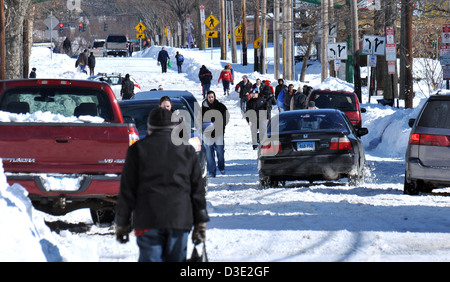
xmin=137 ymin=229 xmax=189 ymax=262
xmin=202 ymin=84 xmax=211 ymax=99
xmin=177 ymin=64 xmax=182 ymax=73
xmin=204 ymin=136 xmax=225 ymax=177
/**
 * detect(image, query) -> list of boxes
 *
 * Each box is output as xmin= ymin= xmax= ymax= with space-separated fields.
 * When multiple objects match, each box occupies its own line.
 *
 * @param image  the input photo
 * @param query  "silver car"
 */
xmin=405 ymin=94 xmax=450 ymax=195
xmin=88 ymin=39 xmax=106 ymax=57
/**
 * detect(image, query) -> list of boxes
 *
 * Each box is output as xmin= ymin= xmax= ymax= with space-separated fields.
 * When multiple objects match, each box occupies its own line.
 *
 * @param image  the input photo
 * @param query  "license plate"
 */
xmin=297 ymin=141 xmax=315 ymax=151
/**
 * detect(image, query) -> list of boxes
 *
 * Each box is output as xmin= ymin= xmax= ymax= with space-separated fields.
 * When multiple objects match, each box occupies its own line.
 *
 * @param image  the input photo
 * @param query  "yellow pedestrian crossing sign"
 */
xmin=205 ymin=14 xmax=219 ymax=30
xmin=135 ymin=22 xmax=146 ymax=33
xmin=206 ymin=30 xmax=218 ymax=38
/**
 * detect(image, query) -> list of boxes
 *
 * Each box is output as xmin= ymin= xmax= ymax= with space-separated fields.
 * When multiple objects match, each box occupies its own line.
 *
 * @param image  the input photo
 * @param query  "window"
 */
xmin=418 ymin=100 xmax=450 ymax=129
xmin=0 ymin=87 xmax=113 ymax=120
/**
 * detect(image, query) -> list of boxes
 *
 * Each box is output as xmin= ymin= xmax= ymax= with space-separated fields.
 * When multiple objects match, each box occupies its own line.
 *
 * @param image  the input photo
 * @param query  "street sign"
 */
xmin=235 ymin=25 xmax=242 ymax=42
xmin=44 ymin=15 xmax=59 ymax=30
xmin=327 ymin=42 xmax=347 ymax=60
xmin=362 ymin=35 xmax=385 ymax=55
xmin=443 ymin=65 xmax=450 ymax=80
xmin=388 ymin=61 xmax=396 ymax=74
xmin=200 ymin=6 xmax=206 ymax=36
xmin=205 ymin=14 xmax=219 ymax=30
xmin=135 ymin=23 xmax=146 ymax=33
xmin=206 ymin=30 xmax=218 ymax=38
xmin=44 ymin=30 xmax=58 ymax=38
xmin=443 ymin=23 xmax=450 ymax=44
xmin=440 ymin=45 xmax=450 ymax=65
xmin=136 ymin=33 xmax=145 ymax=39
xmin=386 ymin=26 xmax=394 ymax=44
xmin=328 ymin=22 xmax=338 ymax=38
xmin=368 ymin=55 xmax=377 ymax=67
xmin=254 ymin=36 xmax=261 ymax=49
xmin=385 ymin=43 xmax=396 ymax=61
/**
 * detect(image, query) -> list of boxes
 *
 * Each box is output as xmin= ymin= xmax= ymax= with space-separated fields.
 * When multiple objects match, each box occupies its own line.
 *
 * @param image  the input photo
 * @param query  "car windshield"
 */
xmin=0 ymin=87 xmax=113 ymax=120
xmin=311 ymin=91 xmax=357 ymax=111
xmin=268 ymin=111 xmax=348 ymax=135
xmin=418 ymin=100 xmax=450 ymax=129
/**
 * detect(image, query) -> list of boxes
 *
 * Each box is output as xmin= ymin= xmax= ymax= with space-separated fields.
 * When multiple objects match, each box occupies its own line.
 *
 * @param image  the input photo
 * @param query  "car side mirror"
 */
xmin=408 ymin=118 xmax=415 ymax=128
xmin=358 ymin=127 xmax=369 ymax=137
xmin=360 ymin=108 xmax=366 ymax=113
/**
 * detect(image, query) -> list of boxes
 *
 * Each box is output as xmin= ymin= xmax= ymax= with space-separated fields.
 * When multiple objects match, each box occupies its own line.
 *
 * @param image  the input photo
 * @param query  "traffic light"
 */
xmin=78 ymin=23 xmax=83 ymax=32
xmin=104 ymin=23 xmax=108 ymax=31
xmin=59 ymin=23 xmax=63 ymax=32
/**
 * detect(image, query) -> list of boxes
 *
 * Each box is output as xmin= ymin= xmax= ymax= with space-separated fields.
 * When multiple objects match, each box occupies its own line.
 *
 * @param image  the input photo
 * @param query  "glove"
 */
xmin=192 ymin=222 xmax=206 ymax=245
xmin=115 ymin=225 xmax=130 ymax=244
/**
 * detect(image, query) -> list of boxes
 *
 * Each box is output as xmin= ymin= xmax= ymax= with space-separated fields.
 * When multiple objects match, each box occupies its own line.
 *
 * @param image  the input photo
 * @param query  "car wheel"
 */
xmin=90 ymin=208 xmax=115 ymax=225
xmin=259 ymin=173 xmax=278 ymax=189
xmin=404 ymin=177 xmax=420 ymax=195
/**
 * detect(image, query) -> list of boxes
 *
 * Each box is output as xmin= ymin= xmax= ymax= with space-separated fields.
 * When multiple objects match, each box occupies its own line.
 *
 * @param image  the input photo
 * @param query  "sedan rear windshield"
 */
xmin=0 ymin=87 xmax=113 ymax=120
xmin=311 ymin=91 xmax=357 ymax=111
xmin=93 ymin=41 xmax=105 ymax=48
xmin=269 ymin=112 xmax=349 ymax=134
xmin=418 ymin=100 xmax=450 ymax=129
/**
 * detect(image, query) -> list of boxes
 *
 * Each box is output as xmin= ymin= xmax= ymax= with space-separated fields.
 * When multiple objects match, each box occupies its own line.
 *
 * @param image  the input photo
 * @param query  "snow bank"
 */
xmin=0 ymin=161 xmax=63 ymax=261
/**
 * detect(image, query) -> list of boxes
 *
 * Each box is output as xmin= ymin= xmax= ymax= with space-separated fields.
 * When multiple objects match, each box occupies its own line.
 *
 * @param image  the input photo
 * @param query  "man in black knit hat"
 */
xmin=115 ymin=107 xmax=209 ymax=262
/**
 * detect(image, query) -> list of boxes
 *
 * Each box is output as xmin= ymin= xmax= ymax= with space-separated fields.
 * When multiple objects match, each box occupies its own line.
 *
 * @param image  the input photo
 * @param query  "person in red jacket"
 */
xmin=218 ymin=65 xmax=233 ymax=96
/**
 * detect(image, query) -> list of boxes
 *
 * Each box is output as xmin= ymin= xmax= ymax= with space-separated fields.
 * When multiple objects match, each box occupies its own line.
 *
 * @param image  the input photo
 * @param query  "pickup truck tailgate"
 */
xmin=0 ymin=122 xmax=130 ymax=174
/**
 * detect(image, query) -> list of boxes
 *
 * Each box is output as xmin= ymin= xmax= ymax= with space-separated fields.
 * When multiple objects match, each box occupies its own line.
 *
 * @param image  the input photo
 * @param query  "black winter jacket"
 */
xmin=115 ymin=129 xmax=209 ymax=230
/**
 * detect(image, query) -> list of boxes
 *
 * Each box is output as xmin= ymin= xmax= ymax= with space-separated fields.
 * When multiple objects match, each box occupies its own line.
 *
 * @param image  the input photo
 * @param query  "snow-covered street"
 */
xmin=1 ymin=45 xmax=450 ymax=262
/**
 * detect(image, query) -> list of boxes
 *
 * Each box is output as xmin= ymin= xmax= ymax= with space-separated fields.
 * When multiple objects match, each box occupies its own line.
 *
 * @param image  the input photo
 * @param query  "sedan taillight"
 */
xmin=261 ymin=141 xmax=282 ymax=156
xmin=330 ymin=136 xmax=352 ymax=150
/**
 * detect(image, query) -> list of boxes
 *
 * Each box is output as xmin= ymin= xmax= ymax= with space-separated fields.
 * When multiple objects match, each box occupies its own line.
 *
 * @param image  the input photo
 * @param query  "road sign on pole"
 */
xmin=442 ymin=23 xmax=450 ymax=44
xmin=206 ymin=30 xmax=218 ymax=38
xmin=205 ymin=14 xmax=219 ymax=30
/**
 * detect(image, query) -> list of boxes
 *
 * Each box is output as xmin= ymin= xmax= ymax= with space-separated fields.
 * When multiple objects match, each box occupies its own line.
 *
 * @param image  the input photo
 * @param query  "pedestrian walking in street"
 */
xmin=63 ymin=37 xmax=71 ymax=55
xmin=120 ymin=74 xmax=134 ymax=100
xmin=75 ymin=49 xmax=88 ymax=74
xmin=218 ymin=65 xmax=233 ymax=95
xmin=246 ymin=91 xmax=268 ymax=150
xmin=260 ymin=80 xmax=276 ymax=120
xmin=283 ymin=84 xmax=297 ymax=112
xmin=88 ymin=52 xmax=96 ymax=76
xmin=290 ymin=86 xmax=307 ymax=110
xmin=199 ymin=65 xmax=213 ymax=99
xmin=202 ymin=91 xmax=229 ymax=177
xmin=235 ymin=75 xmax=253 ymax=115
xmin=157 ymin=47 xmax=170 ymax=73
xmin=175 ymin=51 xmax=184 ymax=73
xmin=115 ymin=107 xmax=210 ymax=262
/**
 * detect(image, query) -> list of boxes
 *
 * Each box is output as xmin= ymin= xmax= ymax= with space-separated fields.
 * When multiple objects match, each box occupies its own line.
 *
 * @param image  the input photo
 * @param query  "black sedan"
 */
xmin=119 ymin=97 xmax=208 ymax=188
xmin=258 ymin=109 xmax=368 ymax=188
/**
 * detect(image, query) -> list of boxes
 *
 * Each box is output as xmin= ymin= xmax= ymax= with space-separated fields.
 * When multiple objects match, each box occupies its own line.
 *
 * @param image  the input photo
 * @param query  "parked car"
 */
xmin=306 ymin=90 xmax=366 ymax=128
xmin=88 ymin=73 xmax=141 ymax=99
xmin=119 ymin=97 xmax=209 ymax=188
xmin=404 ymin=94 xmax=450 ymax=195
xmin=88 ymin=39 xmax=106 ymax=57
xmin=258 ymin=109 xmax=368 ymax=188
xmin=0 ymin=79 xmax=139 ymax=224
xmin=132 ymin=90 xmax=201 ymax=115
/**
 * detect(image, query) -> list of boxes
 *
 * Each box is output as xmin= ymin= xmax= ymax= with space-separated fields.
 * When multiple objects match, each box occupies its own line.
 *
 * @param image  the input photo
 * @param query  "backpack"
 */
xmin=177 ymin=54 xmax=184 ymax=62
xmin=261 ymin=85 xmax=272 ymax=97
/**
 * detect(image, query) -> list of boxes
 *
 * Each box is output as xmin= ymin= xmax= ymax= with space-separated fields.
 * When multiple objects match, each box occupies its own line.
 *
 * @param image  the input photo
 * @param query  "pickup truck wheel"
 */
xmin=90 ymin=208 xmax=115 ymax=225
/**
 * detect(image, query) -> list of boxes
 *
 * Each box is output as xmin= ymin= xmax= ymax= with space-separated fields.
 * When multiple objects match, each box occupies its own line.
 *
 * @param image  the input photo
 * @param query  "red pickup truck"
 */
xmin=0 ymin=79 xmax=139 ymax=224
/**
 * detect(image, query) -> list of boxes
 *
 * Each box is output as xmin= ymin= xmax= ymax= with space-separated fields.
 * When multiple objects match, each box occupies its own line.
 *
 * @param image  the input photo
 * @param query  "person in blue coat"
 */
xmin=157 ymin=47 xmax=170 ymax=73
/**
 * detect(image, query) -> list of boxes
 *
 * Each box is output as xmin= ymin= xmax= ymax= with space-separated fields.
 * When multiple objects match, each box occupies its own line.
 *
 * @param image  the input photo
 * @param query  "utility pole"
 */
xmin=274 ymin=0 xmax=280 ymax=80
xmin=350 ymin=0 xmax=362 ymax=102
xmin=229 ymin=0 xmax=237 ymax=63
xmin=260 ymin=0 xmax=267 ymax=74
xmin=321 ymin=0 xmax=329 ymax=81
xmin=0 ymin=0 xmax=5 ymax=80
xmin=242 ymin=0 xmax=248 ymax=65
xmin=254 ymin=0 xmax=260 ymax=72
xmin=400 ymin=0 xmax=413 ymax=109
xmin=220 ymin=0 xmax=227 ymax=60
